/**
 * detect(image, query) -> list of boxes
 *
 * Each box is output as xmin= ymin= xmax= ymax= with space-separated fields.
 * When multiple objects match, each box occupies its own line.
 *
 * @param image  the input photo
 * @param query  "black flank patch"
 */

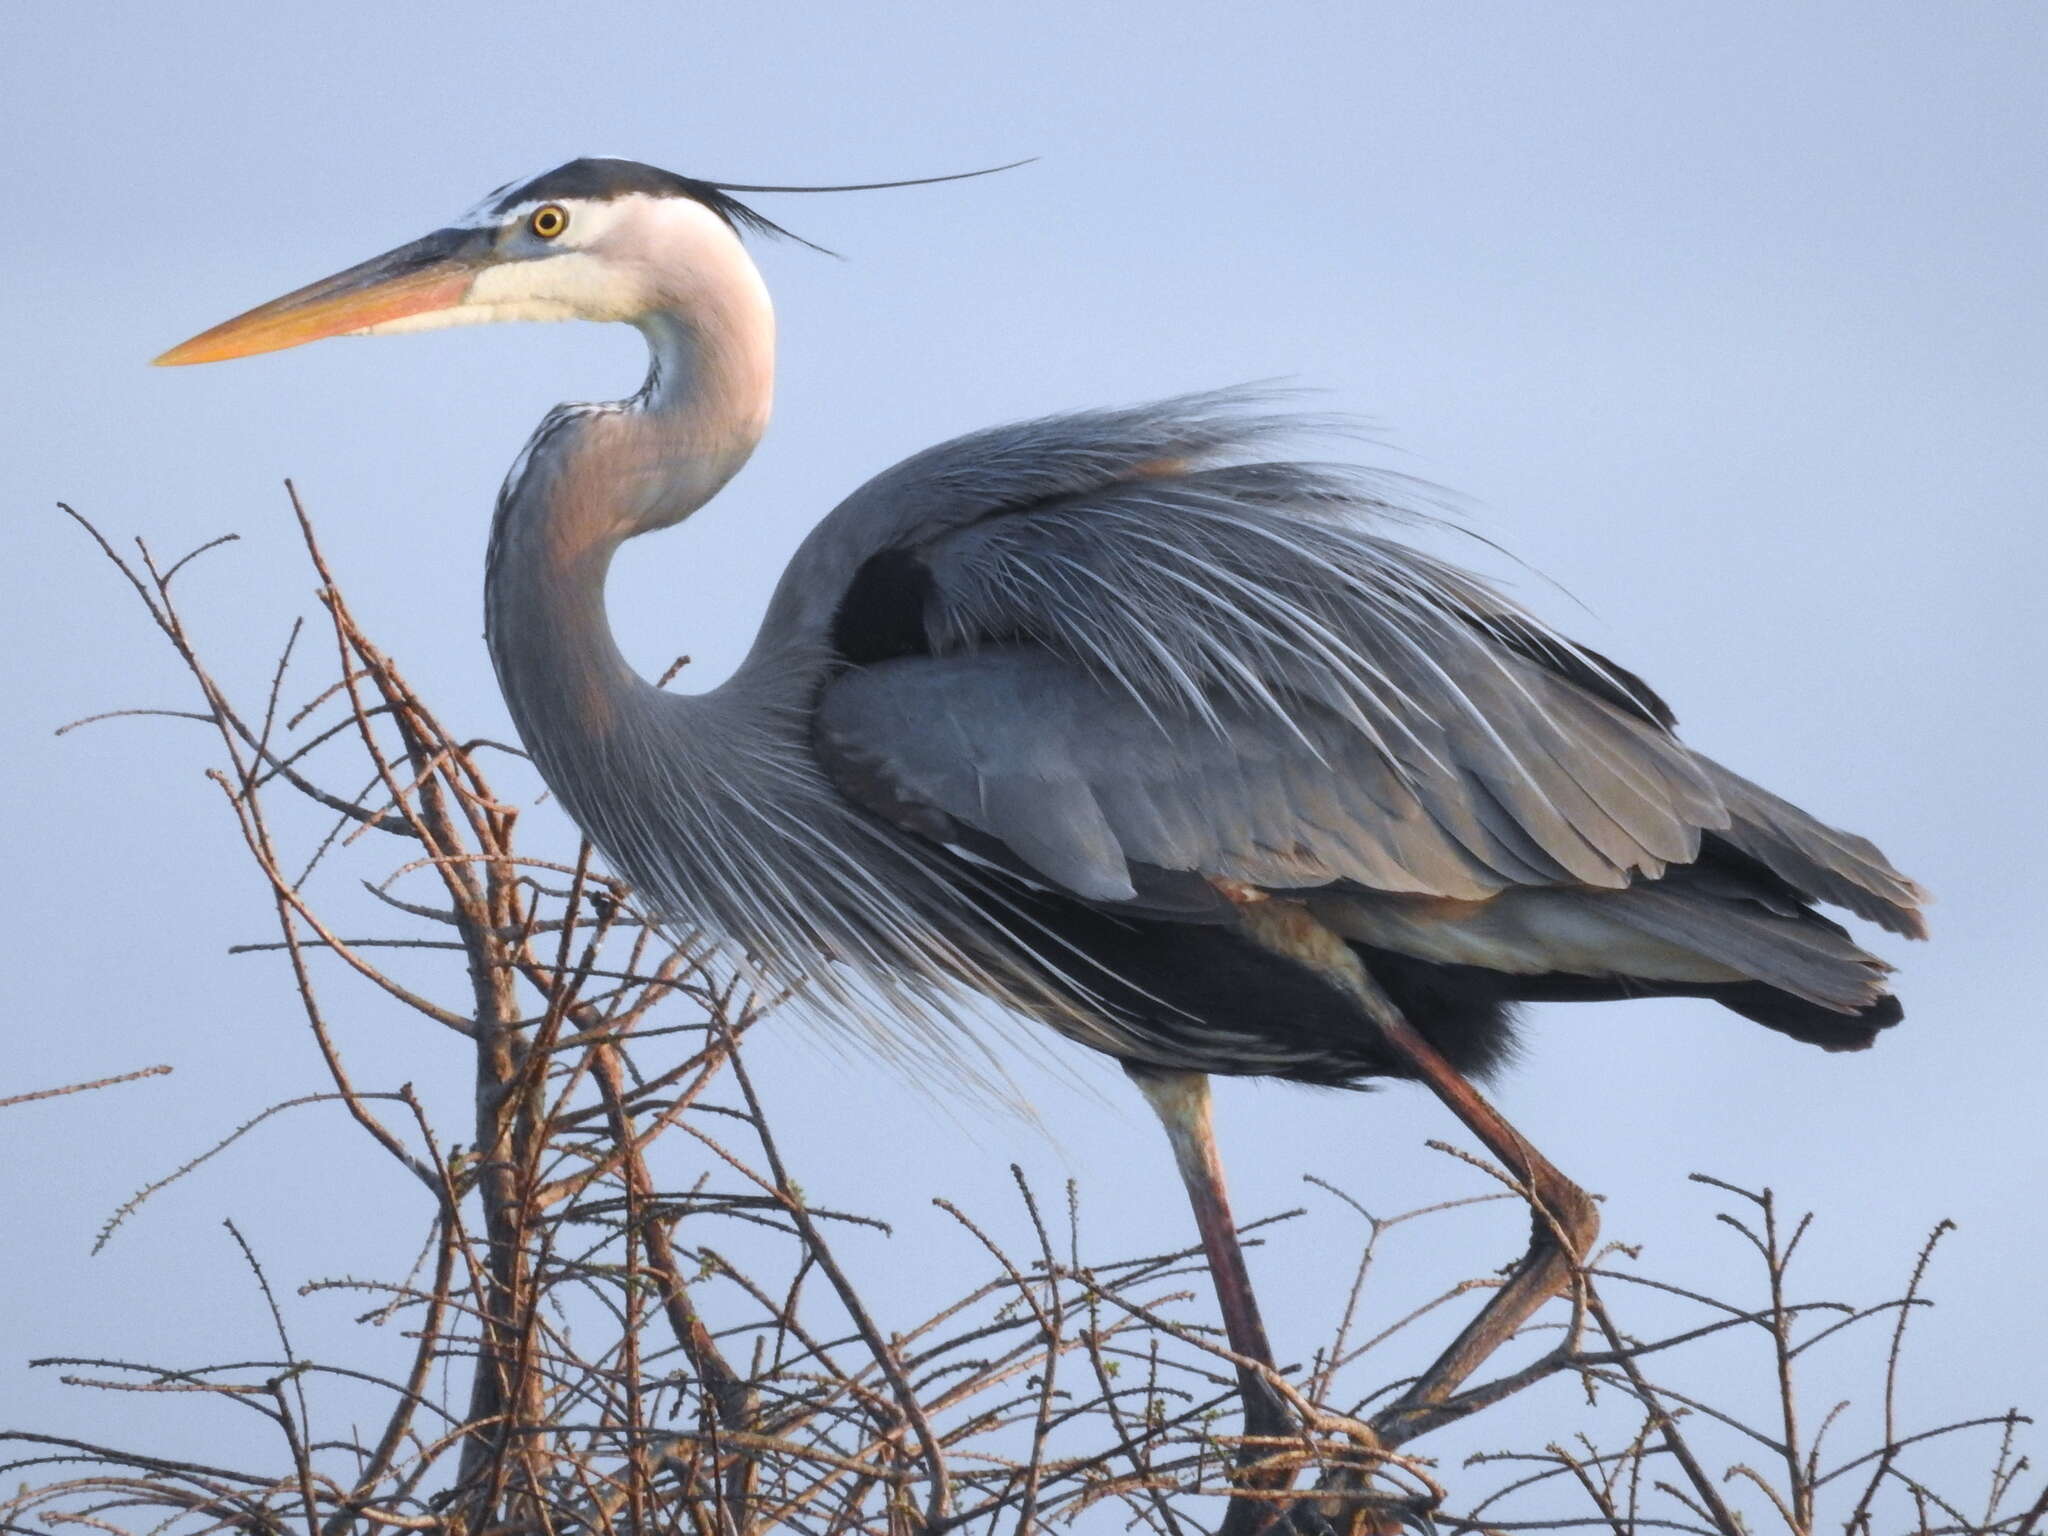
xmin=831 ymin=547 xmax=938 ymax=665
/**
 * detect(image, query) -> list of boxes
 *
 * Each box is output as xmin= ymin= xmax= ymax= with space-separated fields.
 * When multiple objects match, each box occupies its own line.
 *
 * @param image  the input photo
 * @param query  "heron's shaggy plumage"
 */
xmin=162 ymin=160 xmax=1934 ymax=1497
xmin=490 ymin=379 xmax=1922 ymax=1081
xmin=245 ymin=157 xmax=1922 ymax=1085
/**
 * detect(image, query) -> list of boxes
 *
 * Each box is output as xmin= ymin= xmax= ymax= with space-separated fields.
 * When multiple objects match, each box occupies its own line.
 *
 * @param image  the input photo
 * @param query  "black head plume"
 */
xmin=489 ymin=156 xmax=1034 ymax=258
xmin=694 ymin=157 xmax=1037 ymax=257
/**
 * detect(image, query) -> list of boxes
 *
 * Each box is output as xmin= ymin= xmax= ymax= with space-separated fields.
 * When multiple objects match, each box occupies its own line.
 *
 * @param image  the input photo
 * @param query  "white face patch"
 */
xmin=466 ymin=249 xmax=638 ymax=322
xmin=349 ymin=188 xmax=767 ymax=343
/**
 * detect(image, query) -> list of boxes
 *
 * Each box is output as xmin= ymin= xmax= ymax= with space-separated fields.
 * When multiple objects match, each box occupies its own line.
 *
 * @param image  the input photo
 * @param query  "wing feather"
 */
xmin=1697 ymin=759 xmax=1929 ymax=937
xmin=798 ymin=394 xmax=1923 ymax=946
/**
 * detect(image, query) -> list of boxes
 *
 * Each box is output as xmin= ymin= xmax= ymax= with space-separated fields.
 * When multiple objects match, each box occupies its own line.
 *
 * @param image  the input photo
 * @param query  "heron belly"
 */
xmin=955 ymin=875 xmax=1514 ymax=1086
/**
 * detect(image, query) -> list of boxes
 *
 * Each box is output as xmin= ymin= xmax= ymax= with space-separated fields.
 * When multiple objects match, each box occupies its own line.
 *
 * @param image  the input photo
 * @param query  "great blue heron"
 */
xmin=158 ymin=157 xmax=1925 ymax=1523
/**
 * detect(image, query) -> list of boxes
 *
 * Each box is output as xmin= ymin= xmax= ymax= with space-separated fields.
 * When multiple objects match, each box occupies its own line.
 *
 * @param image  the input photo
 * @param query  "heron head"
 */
xmin=154 ymin=158 xmax=792 ymax=366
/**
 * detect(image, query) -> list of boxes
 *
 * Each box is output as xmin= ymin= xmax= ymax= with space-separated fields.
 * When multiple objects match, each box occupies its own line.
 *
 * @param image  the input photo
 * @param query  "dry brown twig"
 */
xmin=7 ymin=495 xmax=2039 ymax=1536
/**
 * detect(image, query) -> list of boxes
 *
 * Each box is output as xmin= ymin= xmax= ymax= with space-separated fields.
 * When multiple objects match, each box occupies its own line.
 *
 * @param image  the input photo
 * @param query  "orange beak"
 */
xmin=154 ymin=226 xmax=492 ymax=366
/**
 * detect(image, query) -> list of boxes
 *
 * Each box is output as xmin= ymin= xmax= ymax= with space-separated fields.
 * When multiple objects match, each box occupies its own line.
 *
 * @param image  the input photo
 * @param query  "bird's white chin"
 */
xmin=354 ymin=300 xmax=583 ymax=337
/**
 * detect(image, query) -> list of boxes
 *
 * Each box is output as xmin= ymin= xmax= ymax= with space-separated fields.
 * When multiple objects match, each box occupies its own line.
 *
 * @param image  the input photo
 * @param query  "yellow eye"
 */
xmin=529 ymin=204 xmax=568 ymax=239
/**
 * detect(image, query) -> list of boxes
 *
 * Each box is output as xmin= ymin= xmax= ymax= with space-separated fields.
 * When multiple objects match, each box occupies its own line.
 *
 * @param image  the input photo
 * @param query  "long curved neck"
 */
xmin=484 ymin=258 xmax=775 ymax=805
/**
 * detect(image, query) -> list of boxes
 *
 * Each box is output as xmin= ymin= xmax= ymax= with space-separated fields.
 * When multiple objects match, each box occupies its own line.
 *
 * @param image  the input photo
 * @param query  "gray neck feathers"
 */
xmin=479 ymin=259 xmax=1089 ymax=1089
xmin=483 ymin=272 xmax=790 ymax=850
xmin=479 ymin=285 xmax=1040 ymax=1073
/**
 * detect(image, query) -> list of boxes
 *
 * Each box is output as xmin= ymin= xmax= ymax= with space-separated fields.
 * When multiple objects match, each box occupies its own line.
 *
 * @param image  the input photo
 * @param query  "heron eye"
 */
xmin=529 ymin=204 xmax=569 ymax=239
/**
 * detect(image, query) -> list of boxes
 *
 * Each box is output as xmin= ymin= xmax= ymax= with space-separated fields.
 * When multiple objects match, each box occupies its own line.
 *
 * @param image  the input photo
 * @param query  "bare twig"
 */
xmin=0 ymin=1064 xmax=172 ymax=1112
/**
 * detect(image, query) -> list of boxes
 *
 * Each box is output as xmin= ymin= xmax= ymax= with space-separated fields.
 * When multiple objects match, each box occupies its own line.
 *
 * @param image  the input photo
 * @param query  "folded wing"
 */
xmin=806 ymin=396 xmax=1925 ymax=1024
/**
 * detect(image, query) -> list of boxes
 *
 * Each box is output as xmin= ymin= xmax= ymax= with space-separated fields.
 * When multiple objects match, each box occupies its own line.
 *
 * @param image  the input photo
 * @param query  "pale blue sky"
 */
xmin=5 ymin=1 xmax=2044 ymax=1513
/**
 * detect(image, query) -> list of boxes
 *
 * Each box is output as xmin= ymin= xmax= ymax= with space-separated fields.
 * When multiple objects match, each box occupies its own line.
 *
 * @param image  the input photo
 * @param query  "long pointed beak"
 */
xmin=154 ymin=226 xmax=494 ymax=366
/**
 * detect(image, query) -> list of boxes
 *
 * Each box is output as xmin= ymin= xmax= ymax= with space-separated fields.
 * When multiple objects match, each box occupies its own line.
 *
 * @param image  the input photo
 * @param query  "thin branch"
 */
xmin=0 ymin=1065 xmax=172 ymax=1112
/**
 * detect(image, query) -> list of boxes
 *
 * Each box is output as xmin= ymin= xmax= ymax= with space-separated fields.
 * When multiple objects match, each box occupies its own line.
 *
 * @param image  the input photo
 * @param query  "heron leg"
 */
xmin=1347 ymin=980 xmax=1600 ymax=1449
xmin=1126 ymin=1065 xmax=1301 ymax=1533
xmin=1233 ymin=901 xmax=1600 ymax=1463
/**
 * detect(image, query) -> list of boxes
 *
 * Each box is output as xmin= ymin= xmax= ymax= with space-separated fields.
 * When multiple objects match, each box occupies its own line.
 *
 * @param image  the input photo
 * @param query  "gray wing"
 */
xmin=807 ymin=395 xmax=1926 ymax=939
xmin=821 ymin=646 xmax=1716 ymax=907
